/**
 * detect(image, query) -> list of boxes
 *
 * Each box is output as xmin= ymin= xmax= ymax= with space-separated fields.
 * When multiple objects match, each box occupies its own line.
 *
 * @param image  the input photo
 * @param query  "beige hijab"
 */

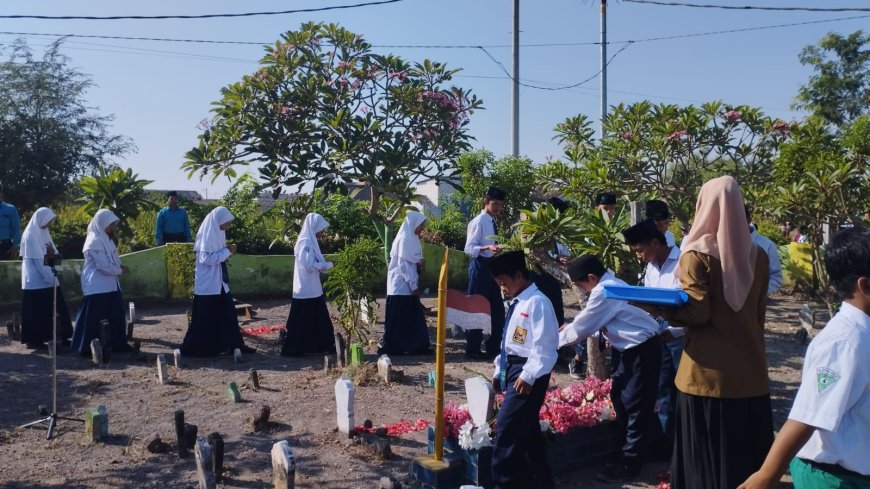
xmin=681 ymin=176 xmax=757 ymax=311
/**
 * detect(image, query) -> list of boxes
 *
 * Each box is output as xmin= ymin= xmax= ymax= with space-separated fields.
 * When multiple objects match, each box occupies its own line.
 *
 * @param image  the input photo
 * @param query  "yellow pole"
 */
xmin=433 ymin=248 xmax=449 ymax=461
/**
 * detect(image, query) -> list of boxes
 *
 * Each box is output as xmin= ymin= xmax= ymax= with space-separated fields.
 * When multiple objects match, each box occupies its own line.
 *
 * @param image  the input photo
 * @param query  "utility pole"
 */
xmin=600 ymin=0 xmax=607 ymax=135
xmin=511 ymin=0 xmax=520 ymax=156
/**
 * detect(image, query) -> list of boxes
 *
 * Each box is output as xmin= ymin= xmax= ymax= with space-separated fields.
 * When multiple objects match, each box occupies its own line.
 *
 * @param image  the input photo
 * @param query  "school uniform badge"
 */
xmin=511 ymin=326 xmax=527 ymax=345
xmin=816 ymin=367 xmax=840 ymax=393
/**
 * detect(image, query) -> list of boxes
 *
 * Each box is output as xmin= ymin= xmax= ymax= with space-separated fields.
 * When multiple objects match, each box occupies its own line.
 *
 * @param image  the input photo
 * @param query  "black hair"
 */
xmin=167 ymin=191 xmax=178 ymax=198
xmin=824 ymin=227 xmax=870 ymax=299
xmin=567 ymin=254 xmax=606 ymax=282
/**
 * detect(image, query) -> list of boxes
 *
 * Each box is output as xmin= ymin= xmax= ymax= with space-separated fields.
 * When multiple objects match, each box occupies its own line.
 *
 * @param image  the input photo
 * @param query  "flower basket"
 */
xmin=426 ymin=421 xmax=621 ymax=488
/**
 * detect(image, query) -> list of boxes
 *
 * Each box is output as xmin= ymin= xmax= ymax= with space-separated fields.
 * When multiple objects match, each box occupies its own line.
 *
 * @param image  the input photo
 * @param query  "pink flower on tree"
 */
xmin=620 ymin=131 xmax=635 ymax=140
xmin=667 ymin=130 xmax=687 ymax=142
xmin=772 ymin=119 xmax=789 ymax=137
xmin=724 ymin=110 xmax=741 ymax=122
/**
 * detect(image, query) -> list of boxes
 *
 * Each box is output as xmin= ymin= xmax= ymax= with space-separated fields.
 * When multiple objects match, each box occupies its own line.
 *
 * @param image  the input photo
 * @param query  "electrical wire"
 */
xmin=0 ymin=0 xmax=405 ymax=20
xmin=623 ymin=0 xmax=870 ymax=13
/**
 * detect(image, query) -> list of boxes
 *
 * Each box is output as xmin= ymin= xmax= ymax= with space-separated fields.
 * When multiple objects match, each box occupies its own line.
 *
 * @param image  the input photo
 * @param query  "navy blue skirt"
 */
xmin=281 ymin=295 xmax=335 ymax=356
xmin=20 ymin=286 xmax=74 ymax=346
xmin=180 ymin=290 xmax=245 ymax=357
xmin=71 ymin=290 xmax=127 ymax=354
xmin=381 ymin=295 xmax=431 ymax=355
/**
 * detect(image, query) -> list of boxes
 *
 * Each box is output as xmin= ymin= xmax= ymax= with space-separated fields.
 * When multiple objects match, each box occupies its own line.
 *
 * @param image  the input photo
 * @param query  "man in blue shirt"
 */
xmin=155 ymin=191 xmax=191 ymax=245
xmin=0 ymin=190 xmax=21 ymax=259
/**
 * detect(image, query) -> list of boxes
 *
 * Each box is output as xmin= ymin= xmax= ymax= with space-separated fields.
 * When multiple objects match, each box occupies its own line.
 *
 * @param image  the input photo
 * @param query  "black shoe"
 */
xmin=596 ymin=464 xmax=639 ymax=483
xmin=239 ymin=344 xmax=256 ymax=354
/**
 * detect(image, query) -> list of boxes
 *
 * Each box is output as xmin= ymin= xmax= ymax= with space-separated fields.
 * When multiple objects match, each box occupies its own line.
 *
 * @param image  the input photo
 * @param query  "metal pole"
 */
xmin=511 ymin=0 xmax=520 ymax=156
xmin=600 ymin=0 xmax=608 ymax=134
xmin=432 ymin=249 xmax=449 ymax=461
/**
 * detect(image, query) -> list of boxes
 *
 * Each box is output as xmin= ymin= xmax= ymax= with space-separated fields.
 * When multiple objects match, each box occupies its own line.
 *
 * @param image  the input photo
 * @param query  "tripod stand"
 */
xmin=20 ymin=264 xmax=76 ymax=439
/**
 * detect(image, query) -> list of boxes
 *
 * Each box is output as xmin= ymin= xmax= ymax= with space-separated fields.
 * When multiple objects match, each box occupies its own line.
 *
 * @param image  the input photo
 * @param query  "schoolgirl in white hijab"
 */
xmin=181 ymin=206 xmax=254 ymax=357
xmin=72 ymin=209 xmax=131 ymax=355
xmin=380 ymin=210 xmax=431 ymax=356
xmin=281 ymin=213 xmax=335 ymax=356
xmin=19 ymin=207 xmax=74 ymax=347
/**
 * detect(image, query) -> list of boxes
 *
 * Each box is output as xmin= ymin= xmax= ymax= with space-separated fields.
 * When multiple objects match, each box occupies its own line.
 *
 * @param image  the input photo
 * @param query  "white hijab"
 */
xmin=20 ymin=207 xmax=57 ymax=260
xmin=295 ymin=213 xmax=329 ymax=261
xmin=83 ymin=209 xmax=120 ymax=255
xmin=391 ymin=210 xmax=426 ymax=263
xmin=194 ymin=206 xmax=234 ymax=252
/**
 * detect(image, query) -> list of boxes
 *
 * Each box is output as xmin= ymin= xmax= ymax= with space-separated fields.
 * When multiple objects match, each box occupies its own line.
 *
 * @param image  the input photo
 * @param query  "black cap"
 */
xmin=548 ymin=196 xmax=571 ymax=213
xmin=596 ymin=192 xmax=617 ymax=206
xmin=486 ymin=250 xmax=527 ymax=277
xmin=645 ymin=199 xmax=670 ymax=220
xmin=486 ymin=186 xmax=507 ymax=201
xmin=622 ymin=219 xmax=667 ymax=246
xmin=567 ymin=254 xmax=606 ymax=282
xmin=167 ymin=191 xmax=178 ymax=198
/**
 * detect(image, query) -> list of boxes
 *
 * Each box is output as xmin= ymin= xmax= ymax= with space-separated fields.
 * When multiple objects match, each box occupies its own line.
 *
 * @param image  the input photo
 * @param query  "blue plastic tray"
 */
xmin=603 ymin=284 xmax=689 ymax=307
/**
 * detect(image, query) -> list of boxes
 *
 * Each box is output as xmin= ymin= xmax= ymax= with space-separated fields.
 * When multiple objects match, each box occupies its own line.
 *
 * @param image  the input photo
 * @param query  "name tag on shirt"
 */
xmin=512 ymin=325 xmax=527 ymax=345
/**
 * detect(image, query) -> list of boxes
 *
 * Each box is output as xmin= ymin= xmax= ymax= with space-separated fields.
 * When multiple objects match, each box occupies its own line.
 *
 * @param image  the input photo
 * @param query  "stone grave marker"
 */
xmin=465 ymin=377 xmax=495 ymax=426
xmin=99 ymin=319 xmax=111 ymax=364
xmin=334 ymin=376 xmax=355 ymax=437
xmin=156 ymin=354 xmax=168 ymax=385
xmin=207 ymin=432 xmax=224 ymax=483
xmin=251 ymin=405 xmax=271 ymax=432
xmin=334 ymin=332 xmax=346 ymax=367
xmin=175 ymin=410 xmax=188 ymax=458
xmin=427 ymin=370 xmax=437 ymax=387
xmin=271 ymin=439 xmax=296 ymax=489
xmin=377 ymin=355 xmax=393 ymax=384
xmin=84 ymin=407 xmax=107 ymax=443
xmin=324 ymin=355 xmax=335 ymax=372
xmin=233 ymin=348 xmax=242 ymax=363
xmin=248 ymin=369 xmax=260 ymax=390
xmin=173 ymin=349 xmax=182 ymax=368
xmin=97 ymin=404 xmax=109 ymax=438
xmin=194 ymin=436 xmax=216 ymax=489
xmin=90 ymin=339 xmax=103 ymax=366
xmin=349 ymin=343 xmax=364 ymax=365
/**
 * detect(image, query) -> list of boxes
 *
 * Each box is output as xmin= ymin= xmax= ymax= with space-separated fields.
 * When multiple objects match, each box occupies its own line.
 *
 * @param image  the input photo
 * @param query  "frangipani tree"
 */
xmin=182 ymin=22 xmax=482 ymax=255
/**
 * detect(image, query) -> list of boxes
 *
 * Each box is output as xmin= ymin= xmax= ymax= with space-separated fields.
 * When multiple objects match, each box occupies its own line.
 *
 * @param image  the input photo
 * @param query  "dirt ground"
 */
xmin=0 ymin=290 xmax=811 ymax=489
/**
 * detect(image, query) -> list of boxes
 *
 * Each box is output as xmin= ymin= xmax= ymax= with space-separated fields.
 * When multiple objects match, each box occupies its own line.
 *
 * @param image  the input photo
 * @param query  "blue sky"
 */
xmin=2 ymin=0 xmax=867 ymax=198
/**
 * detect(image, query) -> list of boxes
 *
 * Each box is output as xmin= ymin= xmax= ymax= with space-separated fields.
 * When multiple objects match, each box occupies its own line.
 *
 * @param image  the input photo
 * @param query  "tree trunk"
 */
xmin=528 ymin=251 xmax=608 ymax=380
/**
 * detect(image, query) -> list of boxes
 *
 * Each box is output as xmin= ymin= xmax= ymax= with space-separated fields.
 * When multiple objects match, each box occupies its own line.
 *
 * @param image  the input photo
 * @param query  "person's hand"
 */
xmin=121 ymin=265 xmax=130 ymax=274
xmin=737 ymin=470 xmax=780 ymax=489
xmin=228 ymin=244 xmax=237 ymax=254
xmin=661 ymin=330 xmax=674 ymax=342
xmin=513 ymin=377 xmax=532 ymax=396
xmin=558 ymin=256 xmax=571 ymax=265
xmin=492 ymin=376 xmax=502 ymax=395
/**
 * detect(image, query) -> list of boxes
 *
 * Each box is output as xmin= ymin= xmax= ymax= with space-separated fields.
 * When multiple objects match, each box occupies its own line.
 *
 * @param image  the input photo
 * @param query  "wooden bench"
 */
xmin=235 ymin=303 xmax=254 ymax=321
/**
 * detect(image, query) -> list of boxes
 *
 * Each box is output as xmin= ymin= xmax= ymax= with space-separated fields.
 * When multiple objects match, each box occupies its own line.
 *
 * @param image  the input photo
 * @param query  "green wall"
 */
xmin=0 ymin=243 xmax=470 ymax=307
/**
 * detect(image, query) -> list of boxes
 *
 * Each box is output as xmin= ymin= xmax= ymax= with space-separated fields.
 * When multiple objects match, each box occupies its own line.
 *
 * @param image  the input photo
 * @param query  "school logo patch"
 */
xmin=512 ymin=326 xmax=527 ymax=345
xmin=816 ymin=367 xmax=840 ymax=393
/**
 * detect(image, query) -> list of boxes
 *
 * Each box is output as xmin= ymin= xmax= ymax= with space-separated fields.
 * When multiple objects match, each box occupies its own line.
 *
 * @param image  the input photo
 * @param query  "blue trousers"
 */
xmin=611 ymin=336 xmax=662 ymax=471
xmin=657 ymin=337 xmax=684 ymax=437
xmin=466 ymin=256 xmax=505 ymax=355
xmin=492 ymin=362 xmax=554 ymax=489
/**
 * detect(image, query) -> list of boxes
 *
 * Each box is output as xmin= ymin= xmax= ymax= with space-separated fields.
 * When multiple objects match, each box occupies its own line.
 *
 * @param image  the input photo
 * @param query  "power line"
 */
xmin=1 ymin=13 xmax=866 ymax=49
xmin=623 ymin=0 xmax=870 ymax=13
xmin=477 ymin=42 xmax=634 ymax=91
xmin=0 ymin=0 xmax=405 ymax=20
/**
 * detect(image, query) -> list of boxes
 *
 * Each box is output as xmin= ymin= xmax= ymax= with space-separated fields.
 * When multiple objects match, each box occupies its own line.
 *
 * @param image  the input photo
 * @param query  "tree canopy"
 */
xmin=0 ymin=39 xmax=135 ymax=211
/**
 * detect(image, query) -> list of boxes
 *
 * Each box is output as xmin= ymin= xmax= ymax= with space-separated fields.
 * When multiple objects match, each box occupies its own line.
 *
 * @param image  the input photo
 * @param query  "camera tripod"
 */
xmin=19 ymin=265 xmax=77 ymax=439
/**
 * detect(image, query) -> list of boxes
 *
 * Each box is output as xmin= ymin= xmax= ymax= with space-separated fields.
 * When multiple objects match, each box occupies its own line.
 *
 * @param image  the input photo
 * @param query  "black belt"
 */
xmin=506 ymin=354 xmax=527 ymax=365
xmin=800 ymin=458 xmax=870 ymax=480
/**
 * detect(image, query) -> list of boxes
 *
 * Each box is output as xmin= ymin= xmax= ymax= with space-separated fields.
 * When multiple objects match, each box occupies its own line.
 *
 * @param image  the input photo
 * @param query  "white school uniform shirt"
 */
xmin=750 ymin=229 xmax=783 ymax=295
xmin=387 ymin=211 xmax=426 ymax=295
xmin=293 ymin=213 xmax=333 ymax=299
xmin=81 ymin=209 xmax=123 ymax=296
xmin=193 ymin=206 xmax=235 ymax=296
xmin=559 ymin=272 xmax=660 ymax=352
xmin=464 ymin=211 xmax=497 ymax=259
xmin=492 ymin=283 xmax=559 ymax=385
xmin=20 ymin=208 xmax=59 ymax=290
xmin=789 ymin=302 xmax=870 ymax=475
xmin=643 ymin=246 xmax=684 ymax=339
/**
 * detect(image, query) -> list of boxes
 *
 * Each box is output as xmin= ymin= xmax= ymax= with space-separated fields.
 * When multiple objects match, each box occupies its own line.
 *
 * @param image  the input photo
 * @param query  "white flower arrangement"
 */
xmin=457 ymin=420 xmax=493 ymax=450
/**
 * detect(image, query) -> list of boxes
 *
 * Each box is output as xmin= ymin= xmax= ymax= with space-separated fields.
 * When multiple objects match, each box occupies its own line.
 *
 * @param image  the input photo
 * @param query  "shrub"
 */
xmin=323 ymin=237 xmax=384 ymax=345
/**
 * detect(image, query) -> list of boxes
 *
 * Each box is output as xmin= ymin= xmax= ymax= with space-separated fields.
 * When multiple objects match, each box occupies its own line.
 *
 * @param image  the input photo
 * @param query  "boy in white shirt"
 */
xmin=559 ymin=254 xmax=663 ymax=482
xmin=488 ymin=250 xmax=558 ymax=489
xmin=739 ymin=227 xmax=870 ymax=488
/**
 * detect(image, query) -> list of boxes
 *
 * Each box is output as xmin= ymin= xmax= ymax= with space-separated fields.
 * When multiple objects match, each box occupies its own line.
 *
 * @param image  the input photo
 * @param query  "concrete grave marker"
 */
xmin=377 ymin=355 xmax=393 ymax=384
xmin=324 ymin=355 xmax=335 ymax=372
xmin=175 ymin=410 xmax=188 ymax=458
xmin=156 ymin=354 xmax=168 ymax=385
xmin=227 ymin=381 xmax=241 ymax=403
xmin=334 ymin=376 xmax=355 ymax=437
xmin=99 ymin=319 xmax=111 ymax=364
xmin=248 ymin=369 xmax=260 ymax=390
xmin=349 ymin=343 xmax=364 ymax=365
xmin=233 ymin=348 xmax=242 ymax=363
xmin=84 ymin=407 xmax=107 ymax=443
xmin=427 ymin=370 xmax=437 ymax=387
xmin=465 ymin=377 xmax=495 ymax=426
xmin=194 ymin=436 xmax=216 ymax=489
xmin=206 ymin=432 xmax=224 ymax=483
xmin=271 ymin=440 xmax=296 ymax=489
xmin=251 ymin=405 xmax=271 ymax=432
xmin=97 ymin=404 xmax=109 ymax=438
xmin=173 ymin=349 xmax=182 ymax=368
xmin=128 ymin=302 xmax=136 ymax=324
xmin=90 ymin=339 xmax=103 ymax=366
xmin=334 ymin=332 xmax=346 ymax=367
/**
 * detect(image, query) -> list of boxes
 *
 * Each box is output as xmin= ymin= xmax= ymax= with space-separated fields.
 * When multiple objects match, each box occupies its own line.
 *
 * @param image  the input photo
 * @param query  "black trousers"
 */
xmin=611 ymin=335 xmax=662 ymax=471
xmin=162 ymin=232 xmax=186 ymax=244
xmin=0 ymin=239 xmax=13 ymax=259
xmin=492 ymin=361 xmax=554 ymax=489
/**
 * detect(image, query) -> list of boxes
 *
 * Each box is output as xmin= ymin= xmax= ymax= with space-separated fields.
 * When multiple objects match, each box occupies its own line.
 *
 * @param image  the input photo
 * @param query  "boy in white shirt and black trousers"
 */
xmin=559 ymin=254 xmax=662 ymax=483
xmin=739 ymin=226 xmax=870 ymax=489
xmin=489 ymin=250 xmax=558 ymax=489
xmin=464 ymin=186 xmax=507 ymax=359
